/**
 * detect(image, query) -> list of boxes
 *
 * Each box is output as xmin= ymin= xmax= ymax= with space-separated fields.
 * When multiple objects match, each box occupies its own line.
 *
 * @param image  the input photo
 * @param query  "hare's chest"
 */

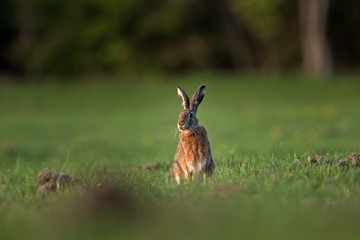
xmin=182 ymin=137 xmax=207 ymax=173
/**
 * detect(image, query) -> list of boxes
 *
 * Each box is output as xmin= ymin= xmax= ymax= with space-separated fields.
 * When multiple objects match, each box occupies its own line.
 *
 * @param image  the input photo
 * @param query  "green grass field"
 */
xmin=1 ymin=74 xmax=360 ymax=240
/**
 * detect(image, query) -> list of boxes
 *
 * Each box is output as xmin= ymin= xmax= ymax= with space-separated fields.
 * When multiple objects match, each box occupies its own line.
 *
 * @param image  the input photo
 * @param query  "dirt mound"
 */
xmin=307 ymin=154 xmax=330 ymax=165
xmin=303 ymin=153 xmax=360 ymax=168
xmin=78 ymin=186 xmax=136 ymax=217
xmin=336 ymin=153 xmax=360 ymax=167
xmin=1 ymin=143 xmax=20 ymax=156
xmin=36 ymin=171 xmax=72 ymax=196
xmin=346 ymin=153 xmax=360 ymax=166
xmin=141 ymin=163 xmax=159 ymax=171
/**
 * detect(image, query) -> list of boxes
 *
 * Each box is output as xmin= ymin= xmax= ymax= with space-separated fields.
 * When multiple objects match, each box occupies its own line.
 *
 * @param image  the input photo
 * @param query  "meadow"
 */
xmin=1 ymin=73 xmax=360 ymax=240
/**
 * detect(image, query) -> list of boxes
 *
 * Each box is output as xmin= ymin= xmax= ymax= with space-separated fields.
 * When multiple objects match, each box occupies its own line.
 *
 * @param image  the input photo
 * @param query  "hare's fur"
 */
xmin=173 ymin=86 xmax=215 ymax=184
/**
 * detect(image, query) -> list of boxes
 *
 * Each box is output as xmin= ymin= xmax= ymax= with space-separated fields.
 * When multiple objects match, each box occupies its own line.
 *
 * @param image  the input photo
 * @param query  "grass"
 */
xmin=1 ymin=73 xmax=360 ymax=240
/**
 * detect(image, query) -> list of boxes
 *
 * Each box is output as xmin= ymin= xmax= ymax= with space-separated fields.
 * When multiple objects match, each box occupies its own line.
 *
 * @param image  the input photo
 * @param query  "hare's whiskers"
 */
xmin=168 ymin=127 xmax=179 ymax=140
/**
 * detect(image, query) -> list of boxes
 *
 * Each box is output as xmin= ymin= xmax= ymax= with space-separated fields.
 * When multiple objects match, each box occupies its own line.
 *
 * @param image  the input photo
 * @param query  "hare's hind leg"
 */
xmin=203 ymin=172 xmax=207 ymax=183
xmin=205 ymin=159 xmax=215 ymax=178
xmin=210 ymin=159 xmax=215 ymax=176
xmin=173 ymin=162 xmax=182 ymax=184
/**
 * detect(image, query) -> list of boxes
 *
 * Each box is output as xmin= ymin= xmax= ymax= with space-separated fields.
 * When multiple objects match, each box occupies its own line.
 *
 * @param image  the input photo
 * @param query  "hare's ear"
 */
xmin=177 ymin=86 xmax=190 ymax=109
xmin=190 ymin=85 xmax=206 ymax=113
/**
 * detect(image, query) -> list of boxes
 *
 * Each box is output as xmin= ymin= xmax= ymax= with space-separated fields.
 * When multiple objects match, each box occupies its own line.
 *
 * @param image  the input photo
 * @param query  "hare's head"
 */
xmin=177 ymin=85 xmax=206 ymax=132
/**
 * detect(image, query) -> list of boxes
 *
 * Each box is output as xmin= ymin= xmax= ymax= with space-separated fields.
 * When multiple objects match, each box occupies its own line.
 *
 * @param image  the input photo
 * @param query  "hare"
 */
xmin=173 ymin=85 xmax=215 ymax=184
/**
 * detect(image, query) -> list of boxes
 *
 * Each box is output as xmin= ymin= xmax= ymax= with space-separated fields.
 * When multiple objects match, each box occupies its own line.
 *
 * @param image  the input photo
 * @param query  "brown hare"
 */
xmin=173 ymin=85 xmax=215 ymax=184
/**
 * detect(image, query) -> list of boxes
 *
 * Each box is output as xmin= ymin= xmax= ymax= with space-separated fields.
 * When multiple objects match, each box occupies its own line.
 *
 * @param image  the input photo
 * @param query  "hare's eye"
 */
xmin=189 ymin=112 xmax=194 ymax=118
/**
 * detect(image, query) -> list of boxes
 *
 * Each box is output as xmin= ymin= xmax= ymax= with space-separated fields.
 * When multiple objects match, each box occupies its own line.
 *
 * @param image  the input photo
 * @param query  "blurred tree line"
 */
xmin=0 ymin=0 xmax=359 ymax=79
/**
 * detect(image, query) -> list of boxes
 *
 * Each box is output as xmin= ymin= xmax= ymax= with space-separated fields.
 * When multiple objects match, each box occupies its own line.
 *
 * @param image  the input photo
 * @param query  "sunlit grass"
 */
xmin=1 ymin=74 xmax=360 ymax=239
